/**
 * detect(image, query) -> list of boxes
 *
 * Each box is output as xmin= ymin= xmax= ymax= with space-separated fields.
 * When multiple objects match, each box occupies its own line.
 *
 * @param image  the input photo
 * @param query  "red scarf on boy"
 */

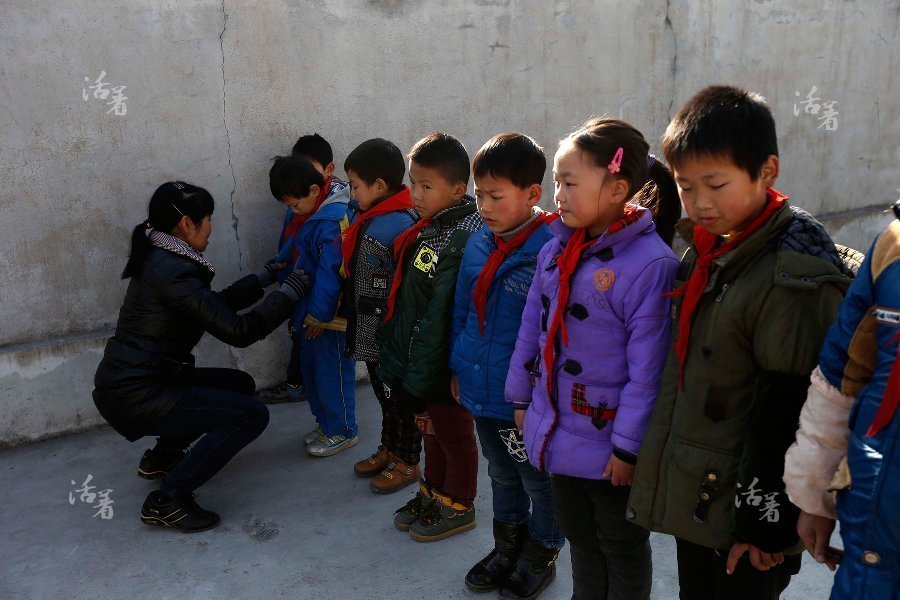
xmin=382 ymin=216 xmax=431 ymax=324
xmin=472 ymin=212 xmax=557 ymax=335
xmin=340 ymin=185 xmax=414 ymax=276
xmin=283 ymin=177 xmax=332 ymax=267
xmin=666 ymin=188 xmax=788 ymax=388
xmin=867 ymin=338 xmax=900 ymax=437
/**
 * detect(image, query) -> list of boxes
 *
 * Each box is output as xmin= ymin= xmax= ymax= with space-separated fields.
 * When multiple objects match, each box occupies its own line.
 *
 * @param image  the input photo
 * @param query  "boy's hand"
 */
xmin=602 ymin=455 xmax=635 ymax=486
xmin=514 ymin=409 xmax=526 ymax=434
xmin=304 ymin=324 xmax=324 ymax=339
xmin=450 ymin=375 xmax=460 ymax=403
xmin=726 ymin=542 xmax=784 ymax=574
xmin=797 ymin=511 xmax=839 ymax=571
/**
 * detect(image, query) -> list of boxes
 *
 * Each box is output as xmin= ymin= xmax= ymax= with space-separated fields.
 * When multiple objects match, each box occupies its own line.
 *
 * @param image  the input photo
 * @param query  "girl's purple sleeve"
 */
xmin=504 ymin=244 xmax=550 ymax=409
xmin=612 ymin=256 xmax=678 ymax=457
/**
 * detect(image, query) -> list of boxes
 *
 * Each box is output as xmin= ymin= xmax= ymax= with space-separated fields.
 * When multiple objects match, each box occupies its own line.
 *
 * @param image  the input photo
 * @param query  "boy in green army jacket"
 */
xmin=628 ymin=86 xmax=854 ymax=599
xmin=376 ymin=133 xmax=484 ymax=541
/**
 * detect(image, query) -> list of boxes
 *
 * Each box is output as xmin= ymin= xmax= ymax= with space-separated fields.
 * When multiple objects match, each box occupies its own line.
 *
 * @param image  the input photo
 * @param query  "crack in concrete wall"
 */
xmin=220 ymin=0 xmax=242 ymax=273
xmin=664 ymin=0 xmax=678 ymax=120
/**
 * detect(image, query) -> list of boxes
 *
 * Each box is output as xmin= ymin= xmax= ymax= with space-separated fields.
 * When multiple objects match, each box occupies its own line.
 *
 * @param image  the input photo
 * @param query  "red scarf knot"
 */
xmin=472 ymin=212 xmax=557 ymax=335
xmin=381 ymin=215 xmax=431 ymax=324
xmin=666 ymin=188 xmax=789 ymax=389
xmin=340 ymin=185 xmax=414 ymax=277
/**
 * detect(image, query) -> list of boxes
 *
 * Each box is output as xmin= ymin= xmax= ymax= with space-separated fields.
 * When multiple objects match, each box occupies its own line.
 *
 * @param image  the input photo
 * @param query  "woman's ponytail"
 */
xmin=121 ymin=221 xmax=152 ymax=279
xmin=120 ymin=181 xmax=215 ymax=279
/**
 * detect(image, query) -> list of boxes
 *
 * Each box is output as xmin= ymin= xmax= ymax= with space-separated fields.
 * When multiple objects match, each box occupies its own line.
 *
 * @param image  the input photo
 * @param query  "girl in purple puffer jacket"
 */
xmin=505 ymin=118 xmax=680 ymax=600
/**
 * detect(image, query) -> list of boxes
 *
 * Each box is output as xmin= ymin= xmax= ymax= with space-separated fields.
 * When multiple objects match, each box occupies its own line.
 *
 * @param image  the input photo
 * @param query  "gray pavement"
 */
xmin=0 ymin=383 xmax=835 ymax=599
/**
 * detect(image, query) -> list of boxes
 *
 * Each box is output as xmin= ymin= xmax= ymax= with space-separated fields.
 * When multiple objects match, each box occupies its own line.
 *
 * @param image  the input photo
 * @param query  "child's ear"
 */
xmin=611 ymin=178 xmax=630 ymax=204
xmin=759 ymin=155 xmax=779 ymax=186
xmin=308 ymin=184 xmax=321 ymax=199
xmin=527 ymin=183 xmax=542 ymax=207
xmin=374 ymin=178 xmax=388 ymax=195
xmin=324 ymin=162 xmax=335 ymax=178
xmin=452 ymin=182 xmax=468 ymax=201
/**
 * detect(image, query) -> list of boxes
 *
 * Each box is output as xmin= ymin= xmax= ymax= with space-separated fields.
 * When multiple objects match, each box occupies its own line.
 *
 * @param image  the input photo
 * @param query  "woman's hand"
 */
xmin=255 ymin=258 xmax=286 ymax=287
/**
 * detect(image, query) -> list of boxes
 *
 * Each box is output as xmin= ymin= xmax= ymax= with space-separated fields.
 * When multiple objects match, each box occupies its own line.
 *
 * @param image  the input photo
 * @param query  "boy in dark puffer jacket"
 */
xmin=377 ymin=133 xmax=483 ymax=542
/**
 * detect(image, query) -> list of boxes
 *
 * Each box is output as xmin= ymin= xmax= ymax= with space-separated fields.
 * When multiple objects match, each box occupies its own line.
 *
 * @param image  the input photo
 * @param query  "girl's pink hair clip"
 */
xmin=608 ymin=147 xmax=624 ymax=174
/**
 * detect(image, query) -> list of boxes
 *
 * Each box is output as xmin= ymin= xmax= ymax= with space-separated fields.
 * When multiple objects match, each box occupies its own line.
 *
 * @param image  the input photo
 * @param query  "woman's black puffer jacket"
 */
xmin=93 ymin=247 xmax=293 ymax=441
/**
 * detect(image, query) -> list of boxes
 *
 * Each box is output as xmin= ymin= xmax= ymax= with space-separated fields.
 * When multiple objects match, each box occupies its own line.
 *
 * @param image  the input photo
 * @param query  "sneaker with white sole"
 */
xmin=303 ymin=426 xmax=324 ymax=446
xmin=306 ymin=433 xmax=359 ymax=457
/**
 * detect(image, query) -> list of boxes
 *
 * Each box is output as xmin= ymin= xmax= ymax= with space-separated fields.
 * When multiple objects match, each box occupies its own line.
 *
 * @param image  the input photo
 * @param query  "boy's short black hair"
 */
xmin=343 ymin=138 xmax=405 ymax=193
xmin=662 ymin=85 xmax=778 ymax=181
xmin=291 ymin=133 xmax=333 ymax=167
xmin=407 ymin=132 xmax=470 ymax=186
xmin=269 ymin=155 xmax=326 ymax=200
xmin=473 ymin=132 xmax=546 ymax=189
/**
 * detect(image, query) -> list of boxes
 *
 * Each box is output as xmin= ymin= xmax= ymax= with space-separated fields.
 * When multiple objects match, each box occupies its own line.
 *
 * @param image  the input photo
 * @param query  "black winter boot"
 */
xmin=465 ymin=520 xmax=528 ymax=592
xmin=498 ymin=538 xmax=560 ymax=600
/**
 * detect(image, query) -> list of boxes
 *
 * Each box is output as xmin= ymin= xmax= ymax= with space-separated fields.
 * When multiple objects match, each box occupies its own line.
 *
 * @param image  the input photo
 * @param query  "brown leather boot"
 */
xmin=370 ymin=454 xmax=419 ymax=494
xmin=353 ymin=445 xmax=390 ymax=478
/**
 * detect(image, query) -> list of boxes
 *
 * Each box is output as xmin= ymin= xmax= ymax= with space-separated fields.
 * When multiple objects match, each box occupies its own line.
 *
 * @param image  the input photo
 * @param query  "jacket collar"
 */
xmin=549 ymin=206 xmax=655 ymax=257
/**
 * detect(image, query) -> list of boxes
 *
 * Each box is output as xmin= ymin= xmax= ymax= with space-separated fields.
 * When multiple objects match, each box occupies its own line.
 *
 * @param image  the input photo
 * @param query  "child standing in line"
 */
xmin=260 ymin=133 xmax=340 ymax=404
xmin=450 ymin=132 xmax=565 ymax=600
xmin=376 ymin=133 xmax=484 ymax=541
xmin=269 ymin=155 xmax=358 ymax=457
xmin=506 ymin=118 xmax=680 ymax=599
xmin=628 ymin=86 xmax=852 ymax=600
xmin=338 ymin=139 xmax=419 ymax=491
xmin=784 ymin=204 xmax=897 ymax=600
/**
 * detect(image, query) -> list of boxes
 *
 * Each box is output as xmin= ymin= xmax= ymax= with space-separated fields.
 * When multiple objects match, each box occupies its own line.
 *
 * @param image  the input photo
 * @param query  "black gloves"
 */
xmin=278 ymin=269 xmax=310 ymax=302
xmin=255 ymin=257 xmax=284 ymax=287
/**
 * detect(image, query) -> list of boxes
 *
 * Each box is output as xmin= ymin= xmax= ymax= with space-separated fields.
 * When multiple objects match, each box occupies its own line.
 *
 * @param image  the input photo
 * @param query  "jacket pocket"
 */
xmin=671 ymin=439 xmax=739 ymax=532
xmin=357 ymin=296 xmax=387 ymax=319
xmin=557 ymin=373 xmax=620 ymax=439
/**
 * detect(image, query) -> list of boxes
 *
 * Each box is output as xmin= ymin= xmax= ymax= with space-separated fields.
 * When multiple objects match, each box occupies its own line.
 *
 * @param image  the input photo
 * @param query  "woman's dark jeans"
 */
xmin=148 ymin=368 xmax=269 ymax=498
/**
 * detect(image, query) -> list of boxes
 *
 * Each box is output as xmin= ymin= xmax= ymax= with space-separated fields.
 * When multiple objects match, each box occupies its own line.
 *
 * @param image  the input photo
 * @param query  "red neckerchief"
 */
xmin=543 ymin=206 xmax=644 ymax=395
xmin=473 ymin=212 xmax=557 ymax=335
xmin=381 ymin=217 xmax=431 ymax=324
xmin=340 ymin=185 xmax=414 ymax=276
xmin=542 ymin=227 xmax=594 ymax=396
xmin=867 ymin=335 xmax=900 ymax=437
xmin=283 ymin=177 xmax=332 ymax=266
xmin=666 ymin=188 xmax=788 ymax=388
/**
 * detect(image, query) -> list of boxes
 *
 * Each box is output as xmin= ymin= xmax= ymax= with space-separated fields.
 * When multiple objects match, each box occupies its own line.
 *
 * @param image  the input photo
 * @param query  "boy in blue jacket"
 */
xmin=450 ymin=133 xmax=564 ymax=599
xmin=269 ymin=155 xmax=358 ymax=457
xmin=261 ymin=134 xmax=339 ymax=403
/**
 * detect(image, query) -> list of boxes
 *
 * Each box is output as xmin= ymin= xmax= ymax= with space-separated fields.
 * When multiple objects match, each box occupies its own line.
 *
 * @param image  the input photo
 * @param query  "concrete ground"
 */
xmin=0 ymin=383 xmax=836 ymax=600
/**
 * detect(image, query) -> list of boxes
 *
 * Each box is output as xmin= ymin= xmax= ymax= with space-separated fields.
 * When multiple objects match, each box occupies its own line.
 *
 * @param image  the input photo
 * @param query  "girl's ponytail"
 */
xmin=632 ymin=156 xmax=680 ymax=247
xmin=121 ymin=221 xmax=152 ymax=279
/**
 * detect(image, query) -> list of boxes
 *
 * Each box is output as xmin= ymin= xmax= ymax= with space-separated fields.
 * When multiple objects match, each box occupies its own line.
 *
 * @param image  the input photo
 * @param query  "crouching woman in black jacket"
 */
xmin=93 ymin=181 xmax=308 ymax=533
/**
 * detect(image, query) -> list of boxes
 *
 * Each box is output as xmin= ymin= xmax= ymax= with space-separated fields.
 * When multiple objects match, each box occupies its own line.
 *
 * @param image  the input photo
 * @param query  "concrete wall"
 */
xmin=1 ymin=0 xmax=897 ymax=446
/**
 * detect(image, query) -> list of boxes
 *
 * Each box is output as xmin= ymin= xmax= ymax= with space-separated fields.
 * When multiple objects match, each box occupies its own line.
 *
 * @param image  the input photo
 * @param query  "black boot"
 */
xmin=465 ymin=520 xmax=528 ymax=592
xmin=137 ymin=447 xmax=186 ymax=480
xmin=498 ymin=538 xmax=560 ymax=600
xmin=140 ymin=491 xmax=220 ymax=533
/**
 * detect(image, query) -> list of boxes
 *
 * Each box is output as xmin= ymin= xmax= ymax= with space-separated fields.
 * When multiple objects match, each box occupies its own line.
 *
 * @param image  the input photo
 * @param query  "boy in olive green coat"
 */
xmin=628 ymin=86 xmax=853 ymax=599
